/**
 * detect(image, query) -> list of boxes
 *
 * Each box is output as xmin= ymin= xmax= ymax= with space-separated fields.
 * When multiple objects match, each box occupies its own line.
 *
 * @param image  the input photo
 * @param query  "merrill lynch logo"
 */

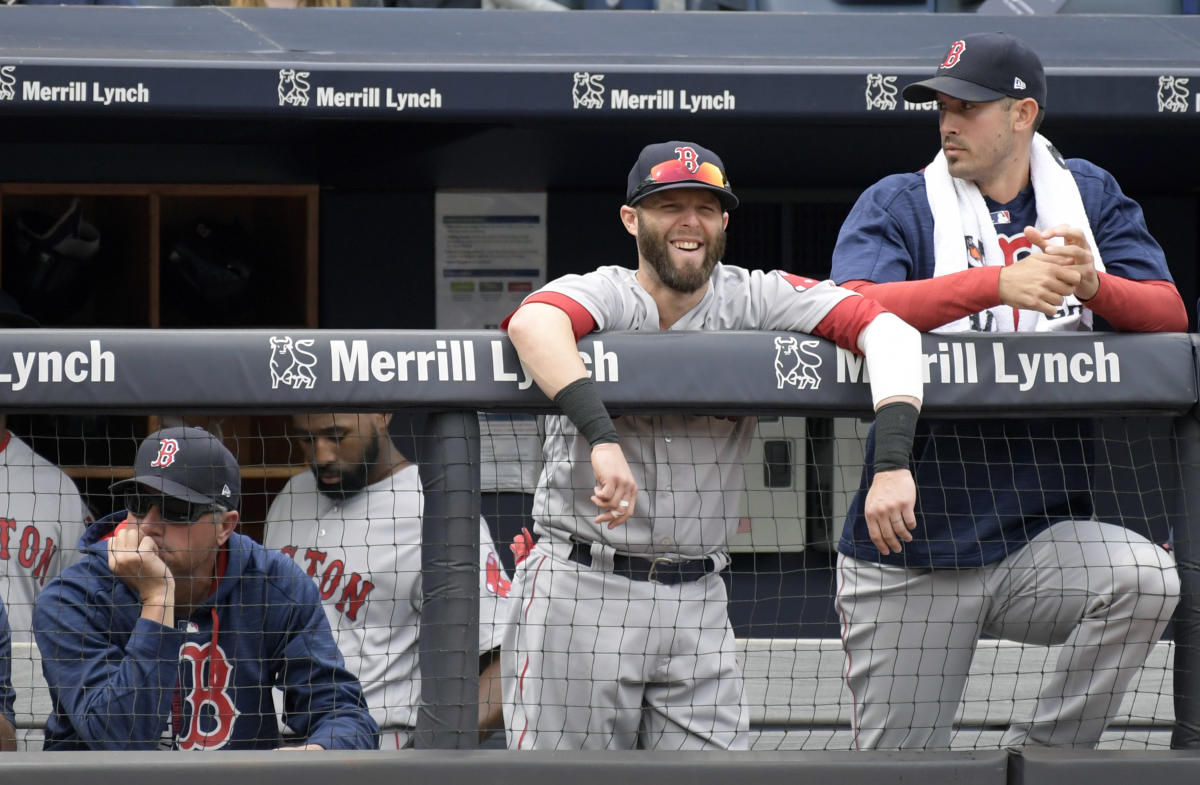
xmin=573 ymin=72 xmax=605 ymax=109
xmin=278 ymin=69 xmax=311 ymax=107
xmin=865 ymin=74 xmax=897 ymax=111
xmin=774 ymin=337 xmax=822 ymax=391
xmin=1157 ymin=75 xmax=1190 ymax=113
xmin=270 ymin=336 xmax=317 ymax=390
xmin=0 ymin=66 xmax=16 ymax=102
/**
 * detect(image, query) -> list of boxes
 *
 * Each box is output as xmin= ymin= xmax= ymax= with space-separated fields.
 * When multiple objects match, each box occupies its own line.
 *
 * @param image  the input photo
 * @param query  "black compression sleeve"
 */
xmin=553 ymin=377 xmax=619 ymax=447
xmin=873 ymin=401 xmax=919 ymax=474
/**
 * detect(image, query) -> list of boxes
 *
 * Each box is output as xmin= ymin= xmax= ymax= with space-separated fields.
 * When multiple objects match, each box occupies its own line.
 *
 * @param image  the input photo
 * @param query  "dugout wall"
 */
xmin=3 ymin=327 xmax=1199 ymax=751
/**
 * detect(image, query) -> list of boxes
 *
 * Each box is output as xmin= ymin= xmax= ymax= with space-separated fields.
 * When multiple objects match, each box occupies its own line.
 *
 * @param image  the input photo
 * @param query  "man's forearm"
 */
xmin=506 ymin=303 xmax=592 ymax=397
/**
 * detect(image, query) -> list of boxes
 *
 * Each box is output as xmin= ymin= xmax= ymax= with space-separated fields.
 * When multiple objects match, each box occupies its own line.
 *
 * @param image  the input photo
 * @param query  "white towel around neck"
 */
xmin=924 ymin=132 xmax=1104 ymax=334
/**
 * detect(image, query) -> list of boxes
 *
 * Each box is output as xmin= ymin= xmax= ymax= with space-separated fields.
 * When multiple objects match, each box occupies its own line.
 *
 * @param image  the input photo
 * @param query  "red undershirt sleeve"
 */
xmin=500 ymin=292 xmax=597 ymax=341
xmin=810 ymin=296 xmax=887 ymax=355
xmin=1082 ymin=275 xmax=1187 ymax=332
xmin=841 ymin=267 xmax=1003 ymax=332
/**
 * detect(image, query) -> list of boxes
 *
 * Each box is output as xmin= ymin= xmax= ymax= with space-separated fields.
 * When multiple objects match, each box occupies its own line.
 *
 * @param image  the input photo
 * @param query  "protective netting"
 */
xmin=2 ymin=409 xmax=1189 ymax=751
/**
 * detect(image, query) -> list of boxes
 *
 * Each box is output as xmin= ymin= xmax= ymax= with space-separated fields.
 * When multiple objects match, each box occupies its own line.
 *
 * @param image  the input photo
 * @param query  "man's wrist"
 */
xmin=873 ymin=401 xmax=919 ymax=473
xmin=554 ymin=377 xmax=619 ymax=446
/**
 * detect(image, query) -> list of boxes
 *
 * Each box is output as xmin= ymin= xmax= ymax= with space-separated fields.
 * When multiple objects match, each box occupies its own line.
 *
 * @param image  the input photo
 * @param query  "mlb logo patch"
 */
xmin=990 ymin=210 xmax=1011 ymax=225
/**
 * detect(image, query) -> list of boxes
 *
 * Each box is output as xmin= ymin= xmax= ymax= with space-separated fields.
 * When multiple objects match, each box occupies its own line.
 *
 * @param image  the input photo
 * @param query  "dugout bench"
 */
xmin=10 ymin=638 xmax=1177 ymax=752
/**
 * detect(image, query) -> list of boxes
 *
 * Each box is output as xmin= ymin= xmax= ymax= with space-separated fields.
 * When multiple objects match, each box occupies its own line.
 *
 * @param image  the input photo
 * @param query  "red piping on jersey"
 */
xmin=833 ymin=570 xmax=861 ymax=751
xmin=523 ymin=555 xmax=547 ymax=621
xmin=811 ymin=295 xmax=888 ymax=355
xmin=516 ymin=656 xmax=531 ymax=750
xmin=501 ymin=293 xmax=597 ymax=342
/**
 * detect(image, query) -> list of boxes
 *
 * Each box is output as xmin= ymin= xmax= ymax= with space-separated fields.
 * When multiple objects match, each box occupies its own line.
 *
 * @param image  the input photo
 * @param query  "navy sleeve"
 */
xmin=1070 ymin=159 xmax=1172 ymax=282
xmin=33 ymin=572 xmax=183 ymax=750
xmin=832 ymin=173 xmax=930 ymax=285
xmin=271 ymin=558 xmax=379 ymax=750
xmin=0 ymin=601 xmax=14 ymax=727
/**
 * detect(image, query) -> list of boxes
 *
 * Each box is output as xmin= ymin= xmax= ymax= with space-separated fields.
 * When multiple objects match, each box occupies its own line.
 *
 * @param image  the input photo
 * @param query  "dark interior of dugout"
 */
xmin=3 ymin=113 xmax=1189 ymax=640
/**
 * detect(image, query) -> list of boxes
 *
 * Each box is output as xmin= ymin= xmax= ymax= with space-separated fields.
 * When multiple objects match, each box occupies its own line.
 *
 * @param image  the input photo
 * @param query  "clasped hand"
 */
xmin=997 ymin=224 xmax=1099 ymax=316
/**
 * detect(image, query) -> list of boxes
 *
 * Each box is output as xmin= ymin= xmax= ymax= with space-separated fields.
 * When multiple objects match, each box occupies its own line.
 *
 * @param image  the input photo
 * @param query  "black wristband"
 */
xmin=553 ymin=377 xmax=619 ymax=447
xmin=873 ymin=401 xmax=919 ymax=474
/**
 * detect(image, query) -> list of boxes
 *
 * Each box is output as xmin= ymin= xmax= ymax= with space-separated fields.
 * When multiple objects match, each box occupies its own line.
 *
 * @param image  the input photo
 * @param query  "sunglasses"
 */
xmin=124 ymin=491 xmax=224 ymax=524
xmin=630 ymin=158 xmax=730 ymax=203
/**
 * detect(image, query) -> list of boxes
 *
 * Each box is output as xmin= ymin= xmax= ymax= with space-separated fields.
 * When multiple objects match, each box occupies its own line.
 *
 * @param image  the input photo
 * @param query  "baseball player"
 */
xmin=0 ymin=290 xmax=91 ymax=642
xmin=264 ymin=412 xmax=509 ymax=749
xmin=500 ymin=140 xmax=925 ymax=751
xmin=832 ymin=32 xmax=1185 ymax=750
xmin=34 ymin=427 xmax=378 ymax=750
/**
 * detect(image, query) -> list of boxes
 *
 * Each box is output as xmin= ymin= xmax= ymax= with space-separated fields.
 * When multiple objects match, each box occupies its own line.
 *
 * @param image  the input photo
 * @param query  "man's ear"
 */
xmin=1014 ymin=98 xmax=1040 ymax=132
xmin=216 ymin=511 xmax=239 ymax=545
xmin=620 ymin=205 xmax=638 ymax=237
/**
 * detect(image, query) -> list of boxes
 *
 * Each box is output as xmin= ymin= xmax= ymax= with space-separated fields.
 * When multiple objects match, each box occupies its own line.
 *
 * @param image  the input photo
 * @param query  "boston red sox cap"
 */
xmin=903 ymin=32 xmax=1046 ymax=108
xmin=110 ymin=426 xmax=241 ymax=510
xmin=626 ymin=141 xmax=739 ymax=211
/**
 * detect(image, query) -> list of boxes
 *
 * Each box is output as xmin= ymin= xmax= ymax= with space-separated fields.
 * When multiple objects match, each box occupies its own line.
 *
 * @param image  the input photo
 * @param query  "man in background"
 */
xmin=265 ymin=412 xmax=509 ymax=748
xmin=0 ymin=289 xmax=91 ymax=642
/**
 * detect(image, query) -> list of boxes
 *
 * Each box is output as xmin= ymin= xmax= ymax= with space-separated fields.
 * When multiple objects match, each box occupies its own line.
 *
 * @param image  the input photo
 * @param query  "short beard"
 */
xmin=638 ymin=219 xmax=724 ymax=294
xmin=312 ymin=425 xmax=382 ymax=501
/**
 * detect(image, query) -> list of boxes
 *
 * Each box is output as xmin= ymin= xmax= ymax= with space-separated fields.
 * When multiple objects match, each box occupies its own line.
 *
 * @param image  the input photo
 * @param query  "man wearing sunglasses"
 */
xmin=264 ymin=412 xmax=510 ymax=749
xmin=500 ymin=140 xmax=925 ymax=751
xmin=33 ymin=426 xmax=379 ymax=750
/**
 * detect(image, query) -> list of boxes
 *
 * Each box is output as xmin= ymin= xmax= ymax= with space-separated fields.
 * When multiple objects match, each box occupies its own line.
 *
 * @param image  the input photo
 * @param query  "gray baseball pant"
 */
xmin=837 ymin=520 xmax=1179 ymax=749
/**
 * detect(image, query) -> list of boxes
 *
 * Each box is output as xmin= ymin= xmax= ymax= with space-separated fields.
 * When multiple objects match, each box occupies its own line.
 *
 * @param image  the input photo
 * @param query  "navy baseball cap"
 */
xmin=903 ymin=32 xmax=1046 ymax=108
xmin=111 ymin=427 xmax=241 ymax=510
xmin=626 ymin=141 xmax=739 ymax=211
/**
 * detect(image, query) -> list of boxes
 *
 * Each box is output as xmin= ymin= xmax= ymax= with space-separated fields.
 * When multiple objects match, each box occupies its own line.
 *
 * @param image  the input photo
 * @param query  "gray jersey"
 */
xmin=264 ymin=465 xmax=508 ymax=731
xmin=0 ymin=433 xmax=90 ymax=642
xmin=533 ymin=263 xmax=857 ymax=559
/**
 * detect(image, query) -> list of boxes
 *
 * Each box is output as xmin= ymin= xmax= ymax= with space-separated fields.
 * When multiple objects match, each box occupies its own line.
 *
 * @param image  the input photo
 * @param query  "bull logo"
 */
xmin=269 ymin=336 xmax=318 ymax=390
xmin=1157 ymin=75 xmax=1189 ymax=113
xmin=278 ymin=69 xmax=311 ymax=107
xmin=572 ymin=72 xmax=605 ymax=110
xmin=0 ymin=66 xmax=16 ymax=102
xmin=865 ymin=74 xmax=897 ymax=111
xmin=774 ymin=336 xmax=822 ymax=391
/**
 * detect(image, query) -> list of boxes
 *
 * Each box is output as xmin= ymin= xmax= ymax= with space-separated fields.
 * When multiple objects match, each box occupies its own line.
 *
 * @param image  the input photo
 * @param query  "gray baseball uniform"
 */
xmin=0 ymin=431 xmax=90 ymax=642
xmin=503 ymin=262 xmax=885 ymax=751
xmin=264 ymin=465 xmax=508 ymax=747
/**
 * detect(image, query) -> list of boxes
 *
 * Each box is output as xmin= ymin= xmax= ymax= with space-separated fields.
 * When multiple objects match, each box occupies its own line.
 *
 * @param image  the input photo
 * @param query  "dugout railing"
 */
xmin=2 ymin=329 xmax=1199 ymax=772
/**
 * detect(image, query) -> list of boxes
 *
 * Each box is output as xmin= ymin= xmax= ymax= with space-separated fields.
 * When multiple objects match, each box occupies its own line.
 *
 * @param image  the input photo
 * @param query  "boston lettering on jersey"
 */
xmin=279 ymin=544 xmax=375 ymax=622
xmin=0 ymin=519 xmax=60 ymax=585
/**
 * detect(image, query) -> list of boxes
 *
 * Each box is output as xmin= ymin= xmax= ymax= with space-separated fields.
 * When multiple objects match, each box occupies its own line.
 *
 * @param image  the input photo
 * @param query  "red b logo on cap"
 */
xmin=151 ymin=438 xmax=180 ymax=468
xmin=940 ymin=40 xmax=966 ymax=69
xmin=674 ymin=145 xmax=699 ymax=174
